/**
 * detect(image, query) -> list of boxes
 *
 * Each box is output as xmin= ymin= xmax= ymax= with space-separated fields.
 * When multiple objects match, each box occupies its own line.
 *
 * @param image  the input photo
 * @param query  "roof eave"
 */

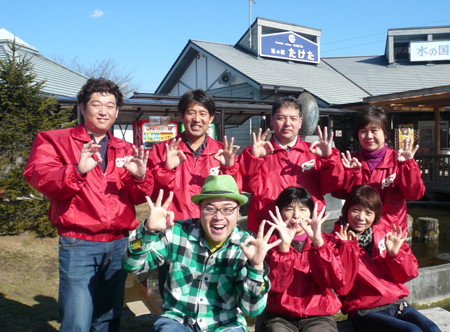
xmin=155 ymin=40 xmax=198 ymax=94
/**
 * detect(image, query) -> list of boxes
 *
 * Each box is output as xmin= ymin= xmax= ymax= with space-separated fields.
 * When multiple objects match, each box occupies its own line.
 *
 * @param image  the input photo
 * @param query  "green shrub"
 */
xmin=0 ymin=39 xmax=74 ymax=237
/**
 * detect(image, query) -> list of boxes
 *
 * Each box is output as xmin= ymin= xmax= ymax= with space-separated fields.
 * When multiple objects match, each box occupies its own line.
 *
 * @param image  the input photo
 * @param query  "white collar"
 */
xmin=274 ymin=135 xmax=297 ymax=151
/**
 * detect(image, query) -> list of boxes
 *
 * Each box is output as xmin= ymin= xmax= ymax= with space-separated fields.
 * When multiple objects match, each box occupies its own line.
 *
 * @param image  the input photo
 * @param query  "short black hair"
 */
xmin=77 ymin=77 xmax=123 ymax=107
xmin=353 ymin=105 xmax=390 ymax=142
xmin=276 ymin=187 xmax=314 ymax=218
xmin=178 ymin=89 xmax=216 ymax=117
xmin=271 ymin=96 xmax=302 ymax=117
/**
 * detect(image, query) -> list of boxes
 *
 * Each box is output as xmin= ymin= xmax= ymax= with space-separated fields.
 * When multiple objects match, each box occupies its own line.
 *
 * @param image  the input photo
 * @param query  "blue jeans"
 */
xmin=154 ymin=317 xmax=246 ymax=332
xmin=352 ymin=302 xmax=441 ymax=332
xmin=58 ymin=236 xmax=128 ymax=332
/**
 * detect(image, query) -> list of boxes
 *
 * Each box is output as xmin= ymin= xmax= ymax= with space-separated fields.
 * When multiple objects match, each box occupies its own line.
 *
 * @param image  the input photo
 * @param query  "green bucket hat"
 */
xmin=191 ymin=174 xmax=248 ymax=206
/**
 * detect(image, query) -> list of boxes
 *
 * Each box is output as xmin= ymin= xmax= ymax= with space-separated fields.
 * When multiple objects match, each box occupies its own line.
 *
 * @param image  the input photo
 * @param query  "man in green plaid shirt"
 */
xmin=122 ymin=174 xmax=281 ymax=331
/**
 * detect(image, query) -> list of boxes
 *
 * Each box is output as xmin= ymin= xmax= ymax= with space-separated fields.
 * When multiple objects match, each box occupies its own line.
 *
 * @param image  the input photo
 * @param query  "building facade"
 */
xmin=152 ymin=18 xmax=450 ymax=153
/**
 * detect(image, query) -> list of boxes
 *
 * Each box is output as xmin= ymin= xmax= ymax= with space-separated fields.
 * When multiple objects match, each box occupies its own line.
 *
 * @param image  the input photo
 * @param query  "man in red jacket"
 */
xmin=24 ymin=78 xmax=153 ymax=332
xmin=148 ymin=89 xmax=239 ymax=221
xmin=236 ymin=96 xmax=343 ymax=233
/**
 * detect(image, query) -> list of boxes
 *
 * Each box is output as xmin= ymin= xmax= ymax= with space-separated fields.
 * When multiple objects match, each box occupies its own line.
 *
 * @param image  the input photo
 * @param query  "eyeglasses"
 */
xmin=201 ymin=205 xmax=239 ymax=216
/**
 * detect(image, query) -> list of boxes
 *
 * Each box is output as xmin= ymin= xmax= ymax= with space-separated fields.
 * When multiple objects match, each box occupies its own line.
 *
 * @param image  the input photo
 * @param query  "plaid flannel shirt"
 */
xmin=122 ymin=218 xmax=270 ymax=331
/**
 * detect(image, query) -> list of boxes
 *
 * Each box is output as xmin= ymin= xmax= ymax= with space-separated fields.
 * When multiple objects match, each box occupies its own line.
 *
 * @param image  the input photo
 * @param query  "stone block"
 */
xmin=413 ymin=217 xmax=439 ymax=241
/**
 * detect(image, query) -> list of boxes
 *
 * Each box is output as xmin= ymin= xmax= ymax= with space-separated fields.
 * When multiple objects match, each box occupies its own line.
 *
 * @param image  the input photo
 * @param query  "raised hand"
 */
xmin=165 ymin=138 xmax=187 ymax=170
xmin=240 ymin=220 xmax=281 ymax=270
xmin=309 ymin=126 xmax=333 ymax=157
xmin=123 ymin=145 xmax=149 ymax=180
xmin=214 ymin=135 xmax=240 ymax=166
xmin=385 ymin=225 xmax=406 ymax=256
xmin=397 ymin=138 xmax=419 ymax=162
xmin=341 ymin=150 xmax=362 ymax=169
xmin=144 ymin=189 xmax=175 ymax=232
xmin=298 ymin=202 xmax=329 ymax=247
xmin=251 ymin=128 xmax=274 ymax=158
xmin=335 ymin=223 xmax=358 ymax=241
xmin=77 ymin=141 xmax=102 ymax=175
xmin=267 ymin=206 xmax=297 ymax=252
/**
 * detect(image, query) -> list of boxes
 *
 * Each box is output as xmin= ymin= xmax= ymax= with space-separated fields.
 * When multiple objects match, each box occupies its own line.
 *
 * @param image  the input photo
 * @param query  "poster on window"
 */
xmin=398 ymin=125 xmax=414 ymax=150
xmin=133 ymin=118 xmax=178 ymax=150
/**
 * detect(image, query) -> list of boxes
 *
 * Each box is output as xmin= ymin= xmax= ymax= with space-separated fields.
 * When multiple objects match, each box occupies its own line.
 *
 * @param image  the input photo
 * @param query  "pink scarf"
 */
xmin=362 ymin=144 xmax=387 ymax=172
xmin=293 ymin=233 xmax=308 ymax=242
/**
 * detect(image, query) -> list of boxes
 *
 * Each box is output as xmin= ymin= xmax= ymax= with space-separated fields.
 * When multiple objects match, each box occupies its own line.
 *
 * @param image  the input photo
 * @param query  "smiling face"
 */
xmin=200 ymin=197 xmax=239 ymax=243
xmin=280 ymin=202 xmax=311 ymax=235
xmin=180 ymin=101 xmax=214 ymax=143
xmin=81 ymin=92 xmax=118 ymax=138
xmin=347 ymin=204 xmax=376 ymax=233
xmin=358 ymin=123 xmax=387 ymax=152
xmin=270 ymin=105 xmax=302 ymax=146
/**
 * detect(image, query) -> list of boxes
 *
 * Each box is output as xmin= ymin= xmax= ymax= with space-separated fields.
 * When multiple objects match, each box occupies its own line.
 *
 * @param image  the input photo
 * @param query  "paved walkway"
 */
xmin=334 ymin=307 xmax=449 ymax=332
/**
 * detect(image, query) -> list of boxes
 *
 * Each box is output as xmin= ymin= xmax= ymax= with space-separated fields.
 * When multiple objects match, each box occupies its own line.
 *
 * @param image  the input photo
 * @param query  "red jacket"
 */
xmin=332 ymin=148 xmax=425 ymax=231
xmin=236 ymin=136 xmax=343 ymax=233
xmin=24 ymin=124 xmax=153 ymax=242
xmin=148 ymin=134 xmax=239 ymax=220
xmin=333 ymin=224 xmax=419 ymax=315
xmin=265 ymin=233 xmax=357 ymax=318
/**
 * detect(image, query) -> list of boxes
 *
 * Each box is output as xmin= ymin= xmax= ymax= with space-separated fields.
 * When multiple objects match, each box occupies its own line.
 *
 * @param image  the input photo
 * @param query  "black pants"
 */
xmin=256 ymin=311 xmax=337 ymax=332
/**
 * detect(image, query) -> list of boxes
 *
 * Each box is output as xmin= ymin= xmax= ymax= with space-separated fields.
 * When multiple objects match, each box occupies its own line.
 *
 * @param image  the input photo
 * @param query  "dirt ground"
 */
xmin=0 ymin=203 xmax=152 ymax=331
xmin=0 ymin=233 xmax=60 ymax=331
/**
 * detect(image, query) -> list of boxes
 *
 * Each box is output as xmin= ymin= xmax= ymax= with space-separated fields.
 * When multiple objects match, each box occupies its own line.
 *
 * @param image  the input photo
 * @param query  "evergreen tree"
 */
xmin=0 ymin=40 xmax=76 ymax=236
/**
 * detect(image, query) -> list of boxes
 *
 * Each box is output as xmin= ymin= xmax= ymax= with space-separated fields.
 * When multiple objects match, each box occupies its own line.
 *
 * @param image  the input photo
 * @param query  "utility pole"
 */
xmin=249 ymin=0 xmax=256 ymax=49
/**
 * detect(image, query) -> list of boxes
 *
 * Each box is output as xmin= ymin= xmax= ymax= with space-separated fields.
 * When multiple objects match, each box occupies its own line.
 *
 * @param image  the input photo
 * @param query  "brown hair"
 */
xmin=341 ymin=185 xmax=382 ymax=225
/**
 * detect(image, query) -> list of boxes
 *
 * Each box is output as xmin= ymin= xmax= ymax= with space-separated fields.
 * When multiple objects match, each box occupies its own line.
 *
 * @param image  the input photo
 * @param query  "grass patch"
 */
xmin=413 ymin=298 xmax=450 ymax=312
xmin=0 ymin=204 xmax=152 ymax=331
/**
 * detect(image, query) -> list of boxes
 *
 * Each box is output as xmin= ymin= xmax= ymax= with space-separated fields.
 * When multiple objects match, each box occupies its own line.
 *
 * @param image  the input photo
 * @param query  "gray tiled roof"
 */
xmin=0 ymin=30 xmax=87 ymax=97
xmin=322 ymin=55 xmax=450 ymax=98
xmin=191 ymin=40 xmax=369 ymax=106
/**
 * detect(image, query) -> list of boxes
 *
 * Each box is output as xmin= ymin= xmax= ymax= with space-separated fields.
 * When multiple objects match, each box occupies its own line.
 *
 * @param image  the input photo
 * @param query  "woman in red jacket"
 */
xmin=335 ymin=185 xmax=440 ymax=332
xmin=333 ymin=106 xmax=425 ymax=232
xmin=258 ymin=187 xmax=356 ymax=332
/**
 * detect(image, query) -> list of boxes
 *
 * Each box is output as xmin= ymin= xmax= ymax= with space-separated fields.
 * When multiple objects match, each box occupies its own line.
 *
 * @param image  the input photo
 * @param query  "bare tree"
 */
xmin=53 ymin=56 xmax=140 ymax=97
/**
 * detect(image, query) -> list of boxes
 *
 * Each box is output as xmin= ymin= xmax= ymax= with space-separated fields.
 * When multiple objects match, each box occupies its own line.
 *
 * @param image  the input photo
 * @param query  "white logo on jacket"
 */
xmin=378 ymin=237 xmax=386 ymax=255
xmin=116 ymin=157 xmax=128 ymax=167
xmin=381 ymin=173 xmax=396 ymax=189
xmin=209 ymin=166 xmax=220 ymax=175
xmin=301 ymin=159 xmax=315 ymax=172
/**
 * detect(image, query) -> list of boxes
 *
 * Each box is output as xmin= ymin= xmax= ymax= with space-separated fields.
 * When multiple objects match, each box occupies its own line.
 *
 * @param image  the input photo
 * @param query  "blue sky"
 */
xmin=2 ymin=0 xmax=450 ymax=93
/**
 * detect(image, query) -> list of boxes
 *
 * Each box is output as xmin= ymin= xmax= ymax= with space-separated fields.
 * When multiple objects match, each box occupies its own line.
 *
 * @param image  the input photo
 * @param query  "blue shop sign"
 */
xmin=260 ymin=31 xmax=319 ymax=64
